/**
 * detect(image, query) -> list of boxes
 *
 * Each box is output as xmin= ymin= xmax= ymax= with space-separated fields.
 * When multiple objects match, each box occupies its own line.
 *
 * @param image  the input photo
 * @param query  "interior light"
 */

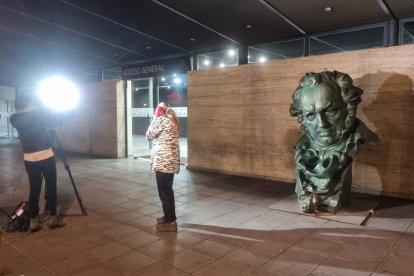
xmin=219 ymin=63 xmax=225 ymax=67
xmin=173 ymin=77 xmax=181 ymax=84
xmin=259 ymin=57 xmax=267 ymax=63
xmin=37 ymin=76 xmax=80 ymax=111
xmin=161 ymin=77 xmax=166 ymax=81
xmin=203 ymin=60 xmax=210 ymax=66
xmin=325 ymin=6 xmax=332 ymax=12
xmin=228 ymin=49 xmax=235 ymax=56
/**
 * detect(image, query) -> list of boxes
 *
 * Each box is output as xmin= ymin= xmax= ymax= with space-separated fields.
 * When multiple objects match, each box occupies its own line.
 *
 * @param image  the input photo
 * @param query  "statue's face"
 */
xmin=300 ymin=82 xmax=348 ymax=147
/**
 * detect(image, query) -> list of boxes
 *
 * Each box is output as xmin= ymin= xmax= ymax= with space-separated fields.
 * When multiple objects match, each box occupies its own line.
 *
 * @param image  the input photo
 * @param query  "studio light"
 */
xmin=37 ymin=76 xmax=80 ymax=111
xmin=173 ymin=77 xmax=181 ymax=84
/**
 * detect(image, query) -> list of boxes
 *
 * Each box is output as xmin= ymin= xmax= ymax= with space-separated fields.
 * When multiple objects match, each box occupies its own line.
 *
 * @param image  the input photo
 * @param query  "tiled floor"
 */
xmin=1 ymin=138 xmax=414 ymax=276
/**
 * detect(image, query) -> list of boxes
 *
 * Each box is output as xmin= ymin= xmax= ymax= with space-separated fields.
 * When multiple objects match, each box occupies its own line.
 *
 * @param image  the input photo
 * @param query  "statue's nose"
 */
xmin=317 ymin=113 xmax=330 ymax=128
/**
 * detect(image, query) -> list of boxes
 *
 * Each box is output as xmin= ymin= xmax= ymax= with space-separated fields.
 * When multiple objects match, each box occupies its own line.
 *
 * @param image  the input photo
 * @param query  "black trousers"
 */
xmin=24 ymin=156 xmax=57 ymax=219
xmin=155 ymin=171 xmax=176 ymax=223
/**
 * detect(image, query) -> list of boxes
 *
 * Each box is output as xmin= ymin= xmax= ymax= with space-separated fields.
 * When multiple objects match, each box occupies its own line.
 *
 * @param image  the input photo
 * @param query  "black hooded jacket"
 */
xmin=10 ymin=109 xmax=66 ymax=153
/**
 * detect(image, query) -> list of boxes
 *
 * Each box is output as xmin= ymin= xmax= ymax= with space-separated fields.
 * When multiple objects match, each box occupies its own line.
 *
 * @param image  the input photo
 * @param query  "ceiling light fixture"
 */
xmin=246 ymin=24 xmax=252 ymax=29
xmin=190 ymin=38 xmax=196 ymax=41
xmin=325 ymin=6 xmax=332 ymax=12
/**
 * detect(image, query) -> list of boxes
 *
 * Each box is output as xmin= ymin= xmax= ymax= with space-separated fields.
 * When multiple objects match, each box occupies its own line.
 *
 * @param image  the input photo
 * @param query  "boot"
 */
xmin=156 ymin=217 xmax=166 ymax=224
xmin=156 ymin=221 xmax=177 ymax=232
xmin=47 ymin=215 xmax=65 ymax=229
xmin=30 ymin=218 xmax=42 ymax=232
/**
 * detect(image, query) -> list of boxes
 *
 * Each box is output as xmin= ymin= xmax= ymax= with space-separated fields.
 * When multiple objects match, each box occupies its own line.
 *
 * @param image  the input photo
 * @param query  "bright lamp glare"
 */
xmin=38 ymin=77 xmax=80 ymax=111
xmin=259 ymin=56 xmax=267 ymax=63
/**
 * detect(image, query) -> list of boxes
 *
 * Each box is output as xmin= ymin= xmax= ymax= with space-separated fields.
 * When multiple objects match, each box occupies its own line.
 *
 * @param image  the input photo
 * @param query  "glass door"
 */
xmin=129 ymin=77 xmax=154 ymax=158
xmin=0 ymin=85 xmax=16 ymax=139
xmin=157 ymin=73 xmax=188 ymax=163
xmin=126 ymin=74 xmax=188 ymax=162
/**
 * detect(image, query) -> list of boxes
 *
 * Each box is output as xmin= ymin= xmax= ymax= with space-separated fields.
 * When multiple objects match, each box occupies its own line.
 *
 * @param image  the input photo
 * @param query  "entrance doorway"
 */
xmin=129 ymin=77 xmax=153 ymax=158
xmin=127 ymin=74 xmax=188 ymax=163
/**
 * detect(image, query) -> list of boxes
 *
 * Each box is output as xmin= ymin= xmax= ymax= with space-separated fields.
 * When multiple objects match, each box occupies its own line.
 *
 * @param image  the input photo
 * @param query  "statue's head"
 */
xmin=290 ymin=71 xmax=363 ymax=147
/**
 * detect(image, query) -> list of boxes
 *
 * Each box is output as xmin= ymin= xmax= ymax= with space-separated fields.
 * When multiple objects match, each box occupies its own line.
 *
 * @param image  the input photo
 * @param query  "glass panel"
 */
xmin=310 ymin=26 xmax=385 ymax=56
xmin=197 ymin=49 xmax=238 ymax=70
xmin=402 ymin=20 xmax=414 ymax=44
xmin=0 ymin=86 xmax=16 ymax=138
xmin=131 ymin=78 xmax=153 ymax=156
xmin=248 ymin=39 xmax=304 ymax=63
xmin=309 ymin=39 xmax=343 ymax=55
xmin=158 ymin=74 xmax=188 ymax=161
xmin=102 ymin=67 xmax=122 ymax=81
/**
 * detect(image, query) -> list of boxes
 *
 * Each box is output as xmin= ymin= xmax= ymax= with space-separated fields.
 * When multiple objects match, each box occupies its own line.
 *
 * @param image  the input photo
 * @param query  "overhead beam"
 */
xmin=375 ymin=0 xmax=397 ymax=19
xmin=0 ymin=4 xmax=151 ymax=59
xmin=0 ymin=25 xmax=122 ymax=66
xmin=60 ymin=0 xmax=192 ymax=54
xmin=151 ymin=0 xmax=241 ymax=45
xmin=259 ymin=0 xmax=306 ymax=35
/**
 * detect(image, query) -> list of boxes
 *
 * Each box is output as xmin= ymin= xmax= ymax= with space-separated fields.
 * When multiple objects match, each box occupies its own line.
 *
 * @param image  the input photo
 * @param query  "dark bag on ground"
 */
xmin=5 ymin=201 xmax=30 ymax=232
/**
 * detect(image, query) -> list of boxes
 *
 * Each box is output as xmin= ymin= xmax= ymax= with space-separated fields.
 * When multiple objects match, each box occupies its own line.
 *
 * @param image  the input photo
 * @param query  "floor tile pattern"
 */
xmin=1 ymin=139 xmax=414 ymax=275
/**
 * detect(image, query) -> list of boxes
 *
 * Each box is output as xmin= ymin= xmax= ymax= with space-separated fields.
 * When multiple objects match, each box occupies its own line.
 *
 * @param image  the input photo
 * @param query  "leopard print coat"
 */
xmin=146 ymin=116 xmax=180 ymax=174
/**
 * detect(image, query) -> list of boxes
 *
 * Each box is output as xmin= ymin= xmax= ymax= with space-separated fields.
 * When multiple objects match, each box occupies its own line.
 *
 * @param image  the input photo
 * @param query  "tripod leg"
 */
xmin=50 ymin=129 xmax=87 ymax=215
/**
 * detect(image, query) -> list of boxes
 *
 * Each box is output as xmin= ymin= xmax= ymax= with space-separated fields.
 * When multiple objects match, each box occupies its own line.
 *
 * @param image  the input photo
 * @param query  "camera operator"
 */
xmin=10 ymin=94 xmax=67 ymax=232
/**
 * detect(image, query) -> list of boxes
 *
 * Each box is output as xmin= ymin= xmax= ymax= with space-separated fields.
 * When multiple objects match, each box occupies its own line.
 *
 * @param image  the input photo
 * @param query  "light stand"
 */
xmin=49 ymin=128 xmax=87 ymax=215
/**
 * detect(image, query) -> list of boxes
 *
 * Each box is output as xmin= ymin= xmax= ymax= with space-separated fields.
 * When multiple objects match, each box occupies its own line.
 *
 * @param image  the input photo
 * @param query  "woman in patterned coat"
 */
xmin=146 ymin=102 xmax=180 ymax=232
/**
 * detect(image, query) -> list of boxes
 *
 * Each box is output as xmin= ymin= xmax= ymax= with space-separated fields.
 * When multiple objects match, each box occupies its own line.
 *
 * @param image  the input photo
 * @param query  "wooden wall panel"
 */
xmin=187 ymin=44 xmax=414 ymax=198
xmin=57 ymin=80 xmax=125 ymax=158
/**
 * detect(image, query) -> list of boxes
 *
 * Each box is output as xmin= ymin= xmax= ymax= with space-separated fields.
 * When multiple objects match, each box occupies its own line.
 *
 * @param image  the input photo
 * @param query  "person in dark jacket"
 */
xmin=10 ymin=94 xmax=66 ymax=232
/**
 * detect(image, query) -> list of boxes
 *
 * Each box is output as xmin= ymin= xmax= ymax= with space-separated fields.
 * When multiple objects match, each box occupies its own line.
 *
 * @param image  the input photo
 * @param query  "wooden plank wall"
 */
xmin=187 ymin=44 xmax=414 ymax=198
xmin=57 ymin=80 xmax=126 ymax=158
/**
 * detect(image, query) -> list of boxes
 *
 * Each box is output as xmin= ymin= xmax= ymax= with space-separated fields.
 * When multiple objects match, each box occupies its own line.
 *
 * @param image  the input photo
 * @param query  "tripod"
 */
xmin=49 ymin=128 xmax=87 ymax=215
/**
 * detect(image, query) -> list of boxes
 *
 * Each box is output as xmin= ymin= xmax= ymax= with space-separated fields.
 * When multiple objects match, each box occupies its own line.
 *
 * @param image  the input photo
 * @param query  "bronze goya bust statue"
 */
xmin=289 ymin=70 xmax=379 ymax=214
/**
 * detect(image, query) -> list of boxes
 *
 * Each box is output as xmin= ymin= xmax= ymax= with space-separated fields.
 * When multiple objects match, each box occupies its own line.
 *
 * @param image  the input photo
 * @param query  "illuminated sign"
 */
xmin=122 ymin=57 xmax=191 ymax=80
